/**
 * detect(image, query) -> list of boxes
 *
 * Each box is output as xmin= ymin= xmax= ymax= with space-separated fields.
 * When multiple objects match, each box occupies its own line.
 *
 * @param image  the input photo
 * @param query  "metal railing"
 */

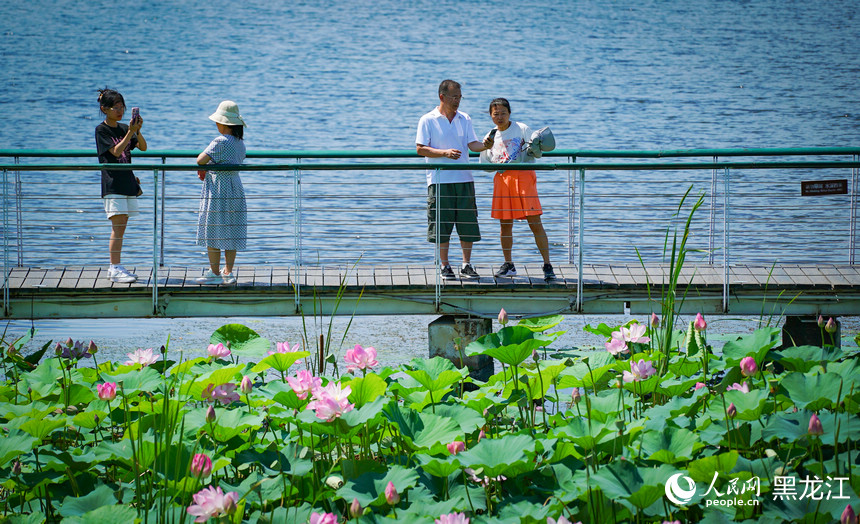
xmin=2 ymin=147 xmax=859 ymax=315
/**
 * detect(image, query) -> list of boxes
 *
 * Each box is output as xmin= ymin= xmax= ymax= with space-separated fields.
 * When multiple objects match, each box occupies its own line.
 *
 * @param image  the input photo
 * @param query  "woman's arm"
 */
xmin=196 ymin=152 xmax=211 ymax=181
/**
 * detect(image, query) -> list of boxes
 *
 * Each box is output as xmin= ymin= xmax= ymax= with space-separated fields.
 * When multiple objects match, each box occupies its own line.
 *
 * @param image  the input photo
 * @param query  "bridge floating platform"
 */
xmin=4 ymin=263 xmax=859 ymax=319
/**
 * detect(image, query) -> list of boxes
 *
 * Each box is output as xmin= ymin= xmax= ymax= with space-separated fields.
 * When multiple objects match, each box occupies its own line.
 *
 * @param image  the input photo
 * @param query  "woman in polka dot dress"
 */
xmin=195 ymin=100 xmax=248 ymax=285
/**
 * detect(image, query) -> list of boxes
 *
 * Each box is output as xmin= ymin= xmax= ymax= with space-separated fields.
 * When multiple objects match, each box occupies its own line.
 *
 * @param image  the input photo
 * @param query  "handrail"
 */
xmin=1 ymin=146 xmax=859 ymax=159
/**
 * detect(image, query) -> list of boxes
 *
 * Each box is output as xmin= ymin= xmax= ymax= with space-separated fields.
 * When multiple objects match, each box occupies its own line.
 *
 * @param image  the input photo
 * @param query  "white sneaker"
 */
xmin=114 ymin=264 xmax=138 ymax=279
xmin=108 ymin=266 xmax=137 ymax=283
xmin=221 ymin=270 xmax=237 ymax=285
xmin=195 ymin=270 xmax=223 ymax=286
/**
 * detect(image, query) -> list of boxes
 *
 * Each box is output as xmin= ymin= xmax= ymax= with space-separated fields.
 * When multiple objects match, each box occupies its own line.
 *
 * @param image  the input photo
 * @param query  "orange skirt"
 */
xmin=491 ymin=169 xmax=543 ymax=220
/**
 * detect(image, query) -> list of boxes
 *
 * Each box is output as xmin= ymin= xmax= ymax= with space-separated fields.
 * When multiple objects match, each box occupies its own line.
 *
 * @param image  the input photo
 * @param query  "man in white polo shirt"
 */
xmin=416 ymin=79 xmax=492 ymax=280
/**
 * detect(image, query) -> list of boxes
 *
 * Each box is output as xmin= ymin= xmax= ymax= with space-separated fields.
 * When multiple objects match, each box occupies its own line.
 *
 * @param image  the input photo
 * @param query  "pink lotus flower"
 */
xmin=727 ymin=402 xmax=737 ymax=418
xmin=818 ymin=315 xmax=826 ymax=328
xmin=571 ymin=387 xmax=583 ymax=403
xmin=190 ymin=453 xmax=212 ymax=478
xmin=97 ymin=382 xmax=117 ymax=401
xmin=478 ymin=429 xmax=486 ymax=441
xmin=605 ymin=337 xmax=628 ymax=355
xmin=694 ymin=313 xmax=707 ymax=331
xmin=205 ymin=405 xmax=216 ymax=423
xmin=842 ymin=504 xmax=856 ymax=524
xmin=620 ymin=323 xmax=650 ymax=344
xmin=447 ymin=441 xmax=466 ymax=455
xmin=186 ymin=486 xmax=239 ymax=523
xmin=349 ymin=498 xmax=362 ymax=519
xmin=650 ymin=313 xmax=660 ymax=327
xmin=825 ymin=317 xmax=837 ymax=334
xmin=124 ymin=348 xmax=161 ymax=367
xmin=240 ymin=375 xmax=253 ymax=394
xmin=498 ymin=308 xmax=508 ymax=326
xmin=622 ymin=359 xmax=657 ymax=383
xmin=269 ymin=341 xmax=300 ymax=356
xmin=808 ymin=412 xmax=824 ymax=435
xmin=726 ymin=381 xmax=750 ymax=394
xmin=345 ymin=344 xmax=379 ymax=373
xmin=740 ymin=356 xmax=757 ymax=377
xmin=287 ymin=370 xmax=322 ymax=400
xmin=548 ymin=517 xmax=579 ymax=524
xmin=435 ymin=512 xmax=470 ymax=524
xmin=202 ymin=383 xmax=241 ymax=406
xmin=306 ymin=382 xmax=354 ymax=422
xmin=384 ymin=481 xmax=400 ymax=505
xmin=207 ymin=343 xmax=231 ymax=359
xmin=694 ymin=382 xmax=706 ymax=391
xmin=309 ymin=512 xmax=338 ymax=524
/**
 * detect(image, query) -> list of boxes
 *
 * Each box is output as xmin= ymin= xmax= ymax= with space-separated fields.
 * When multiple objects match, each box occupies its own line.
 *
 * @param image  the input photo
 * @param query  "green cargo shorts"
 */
xmin=427 ymin=182 xmax=481 ymax=244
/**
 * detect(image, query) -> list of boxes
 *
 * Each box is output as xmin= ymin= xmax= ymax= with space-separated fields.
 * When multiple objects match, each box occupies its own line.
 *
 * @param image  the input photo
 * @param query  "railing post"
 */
xmin=850 ymin=154 xmax=858 ymax=264
xmin=293 ymin=162 xmax=302 ymax=313
xmin=13 ymin=157 xmax=22 ymax=267
xmin=708 ymin=156 xmax=718 ymax=264
xmin=160 ymin=157 xmax=166 ymax=267
xmin=434 ymin=173 xmax=441 ymax=311
xmin=568 ymin=156 xmax=576 ymax=264
xmin=2 ymin=168 xmax=8 ymax=315
xmin=152 ymin=169 xmax=159 ymax=315
xmin=723 ymin=166 xmax=730 ymax=312
xmin=577 ymin=168 xmax=585 ymax=312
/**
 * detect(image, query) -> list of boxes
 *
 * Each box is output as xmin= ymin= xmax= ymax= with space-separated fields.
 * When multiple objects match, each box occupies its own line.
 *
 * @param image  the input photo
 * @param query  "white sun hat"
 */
xmin=208 ymin=100 xmax=247 ymax=127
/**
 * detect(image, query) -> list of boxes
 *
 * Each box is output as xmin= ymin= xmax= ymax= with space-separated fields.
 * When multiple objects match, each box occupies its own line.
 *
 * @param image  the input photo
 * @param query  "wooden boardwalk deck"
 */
xmin=4 ymin=263 xmax=860 ymax=318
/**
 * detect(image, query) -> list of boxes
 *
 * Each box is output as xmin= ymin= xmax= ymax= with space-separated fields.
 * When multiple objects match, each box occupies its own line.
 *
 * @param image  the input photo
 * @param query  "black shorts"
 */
xmin=427 ymin=182 xmax=481 ymax=244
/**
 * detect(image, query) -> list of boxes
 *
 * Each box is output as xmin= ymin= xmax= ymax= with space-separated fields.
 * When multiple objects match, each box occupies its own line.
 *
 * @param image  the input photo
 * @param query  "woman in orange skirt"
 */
xmin=480 ymin=98 xmax=555 ymax=281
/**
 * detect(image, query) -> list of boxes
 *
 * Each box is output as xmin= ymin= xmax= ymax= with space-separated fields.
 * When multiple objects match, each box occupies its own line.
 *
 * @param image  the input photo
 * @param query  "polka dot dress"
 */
xmin=197 ymin=134 xmax=247 ymax=251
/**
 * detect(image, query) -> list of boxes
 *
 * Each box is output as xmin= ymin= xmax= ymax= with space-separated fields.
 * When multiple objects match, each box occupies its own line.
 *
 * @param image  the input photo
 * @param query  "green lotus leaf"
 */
xmin=517 ymin=314 xmax=565 ymax=332
xmin=466 ymin=326 xmax=554 ymax=366
xmin=403 ymin=367 xmax=464 ymax=396
xmin=100 ymin=366 xmax=164 ymax=394
xmin=260 ymin=380 xmax=306 ymax=410
xmin=720 ymin=327 xmax=780 ymax=366
xmin=772 ymin=345 xmax=844 ymax=372
xmin=427 ymin=403 xmax=485 ymax=435
xmin=398 ymin=497 xmax=469 ymax=522
xmin=210 ymin=323 xmax=272 ymax=354
xmin=251 ymin=352 xmax=311 ymax=373
xmin=72 ymin=409 xmax=107 ymax=430
xmin=59 ymin=505 xmax=139 ymax=524
xmin=720 ymin=388 xmax=770 ymax=420
xmin=780 ymin=371 xmax=848 ymax=411
xmin=414 ymin=453 xmax=462 ymax=477
xmin=556 ymin=361 xmax=614 ymax=389
xmin=497 ymin=499 xmax=553 ymax=522
xmin=456 ymin=433 xmax=536 ymax=478
xmin=346 ymin=373 xmax=388 ymax=408
xmin=57 ymin=485 xmax=119 ymax=518
xmin=591 ymin=460 xmax=676 ymax=510
xmin=0 ymin=430 xmax=38 ymax=467
xmin=639 ymin=426 xmax=703 ymax=463
xmin=336 ymin=465 xmax=420 ymax=507
xmin=686 ymin=451 xmax=739 ymax=483
xmin=383 ymin=405 xmax=462 ymax=450
xmin=20 ymin=417 xmax=66 ymax=440
xmin=339 ymin=396 xmax=386 ymax=427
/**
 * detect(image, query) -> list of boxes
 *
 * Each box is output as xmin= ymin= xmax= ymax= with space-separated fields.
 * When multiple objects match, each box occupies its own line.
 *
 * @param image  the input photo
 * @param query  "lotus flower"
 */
xmin=240 ymin=375 xmax=253 ymax=394
xmin=287 ymin=369 xmax=322 ymax=400
xmin=344 ymin=344 xmax=379 ymax=373
xmin=97 ymin=382 xmax=117 ymax=401
xmin=818 ymin=315 xmax=826 ymax=327
xmin=571 ymin=387 xmax=584 ymax=403
xmin=726 ymin=381 xmax=750 ymax=394
xmin=825 ymin=317 xmax=837 ymax=334
xmin=694 ymin=313 xmax=707 ymax=331
xmin=190 ymin=453 xmax=212 ymax=478
xmin=186 ymin=486 xmax=238 ymax=523
xmin=842 ymin=504 xmax=857 ymax=524
xmin=727 ymin=402 xmax=737 ymax=418
xmin=622 ymin=359 xmax=657 ymax=383
xmin=309 ymin=512 xmax=338 ymax=524
xmin=808 ymin=412 xmax=824 ymax=435
xmin=740 ymin=356 xmax=757 ymax=377
xmin=202 ymin=383 xmax=241 ymax=406
xmin=498 ymin=308 xmax=508 ymax=326
xmin=694 ymin=382 xmax=706 ymax=390
xmin=269 ymin=341 xmax=300 ymax=356
xmin=605 ymin=337 xmax=628 ymax=355
xmin=205 ymin=405 xmax=216 ymax=423
xmin=620 ymin=323 xmax=650 ymax=343
xmin=349 ymin=498 xmax=362 ymax=519
xmin=447 ymin=441 xmax=466 ymax=455
xmin=207 ymin=343 xmax=231 ymax=359
xmin=435 ymin=513 xmax=470 ymax=524
xmin=650 ymin=313 xmax=660 ymax=327
xmin=548 ymin=517 xmax=578 ymax=524
xmin=306 ymin=382 xmax=354 ymax=422
xmin=125 ymin=348 xmax=161 ymax=367
xmin=384 ymin=481 xmax=400 ymax=505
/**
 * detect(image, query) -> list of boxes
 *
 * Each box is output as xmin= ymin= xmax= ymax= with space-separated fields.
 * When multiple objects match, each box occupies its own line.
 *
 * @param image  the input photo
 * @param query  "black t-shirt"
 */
xmin=95 ymin=122 xmax=140 ymax=198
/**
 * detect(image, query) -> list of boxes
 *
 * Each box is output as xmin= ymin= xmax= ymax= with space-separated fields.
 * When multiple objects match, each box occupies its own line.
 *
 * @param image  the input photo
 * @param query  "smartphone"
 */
xmin=131 ymin=107 xmax=140 ymax=123
xmin=488 ymin=128 xmax=497 ymax=141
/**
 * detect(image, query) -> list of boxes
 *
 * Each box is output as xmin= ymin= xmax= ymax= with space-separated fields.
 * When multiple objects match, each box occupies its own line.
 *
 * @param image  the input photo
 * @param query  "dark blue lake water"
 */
xmin=1 ymin=0 xmax=859 ymax=360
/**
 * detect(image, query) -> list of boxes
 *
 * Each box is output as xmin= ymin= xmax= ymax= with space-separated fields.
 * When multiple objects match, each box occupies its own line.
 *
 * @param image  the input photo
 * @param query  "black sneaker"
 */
xmin=440 ymin=265 xmax=455 ymax=280
xmin=543 ymin=263 xmax=557 ymax=281
xmin=494 ymin=262 xmax=517 ymax=277
xmin=460 ymin=263 xmax=480 ymax=279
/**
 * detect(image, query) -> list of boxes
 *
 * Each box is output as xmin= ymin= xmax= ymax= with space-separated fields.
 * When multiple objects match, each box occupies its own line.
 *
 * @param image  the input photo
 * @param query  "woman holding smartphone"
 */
xmin=95 ymin=88 xmax=147 ymax=283
xmin=480 ymin=98 xmax=555 ymax=281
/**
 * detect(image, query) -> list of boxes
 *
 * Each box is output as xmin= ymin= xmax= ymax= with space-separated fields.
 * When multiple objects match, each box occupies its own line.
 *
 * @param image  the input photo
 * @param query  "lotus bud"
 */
xmin=240 ymin=375 xmax=253 ymax=394
xmin=65 ymin=337 xmax=74 ymax=347
xmin=190 ymin=453 xmax=212 ymax=478
xmin=87 ymin=340 xmax=98 ymax=355
xmin=384 ymin=481 xmax=400 ymax=505
xmin=808 ymin=412 xmax=824 ymax=436
xmin=740 ymin=356 xmax=757 ymax=377
xmin=498 ymin=308 xmax=508 ymax=326
xmin=349 ymin=498 xmax=362 ymax=519
xmin=841 ymin=504 xmax=856 ymax=524
xmin=694 ymin=313 xmax=707 ymax=331
xmin=478 ymin=429 xmax=486 ymax=441
xmin=447 ymin=441 xmax=466 ymax=455
xmin=11 ymin=460 xmax=21 ymax=476
xmin=650 ymin=312 xmax=660 ymax=327
xmin=825 ymin=317 xmax=837 ymax=334
xmin=727 ymin=402 xmax=737 ymax=418
xmin=694 ymin=382 xmax=706 ymax=390
xmin=818 ymin=315 xmax=826 ymax=327
xmin=54 ymin=342 xmax=64 ymax=356
xmin=205 ymin=405 xmax=216 ymax=423
xmin=571 ymin=387 xmax=583 ymax=404
xmin=532 ymin=350 xmax=540 ymax=362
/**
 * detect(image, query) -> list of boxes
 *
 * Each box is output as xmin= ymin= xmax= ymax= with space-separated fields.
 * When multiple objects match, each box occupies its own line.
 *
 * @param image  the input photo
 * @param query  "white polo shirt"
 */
xmin=416 ymin=108 xmax=479 ymax=186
